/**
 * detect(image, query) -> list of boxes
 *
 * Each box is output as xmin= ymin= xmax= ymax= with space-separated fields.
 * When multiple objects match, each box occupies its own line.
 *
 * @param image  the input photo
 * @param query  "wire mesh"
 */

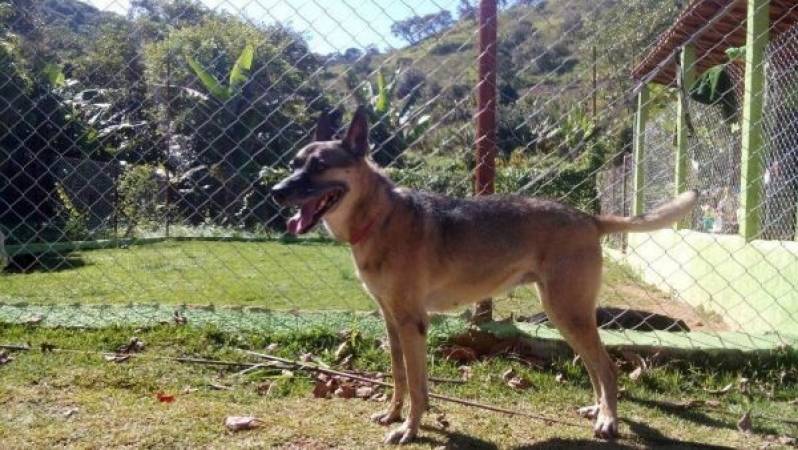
xmin=0 ymin=0 xmax=797 ymax=353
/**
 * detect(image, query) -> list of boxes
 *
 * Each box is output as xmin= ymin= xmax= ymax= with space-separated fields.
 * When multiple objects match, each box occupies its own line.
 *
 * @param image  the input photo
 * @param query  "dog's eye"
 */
xmin=310 ymin=160 xmax=328 ymax=172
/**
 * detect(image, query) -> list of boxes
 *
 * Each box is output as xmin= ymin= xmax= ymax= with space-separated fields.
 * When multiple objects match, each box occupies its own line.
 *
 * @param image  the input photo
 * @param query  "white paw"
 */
xmin=577 ymin=404 xmax=600 ymax=420
xmin=384 ymin=421 xmax=418 ymax=445
xmin=593 ymin=413 xmax=619 ymax=439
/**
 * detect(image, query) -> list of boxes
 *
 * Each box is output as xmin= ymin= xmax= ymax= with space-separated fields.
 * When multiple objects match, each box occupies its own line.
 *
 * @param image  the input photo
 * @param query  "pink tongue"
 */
xmin=287 ymin=200 xmax=320 ymax=235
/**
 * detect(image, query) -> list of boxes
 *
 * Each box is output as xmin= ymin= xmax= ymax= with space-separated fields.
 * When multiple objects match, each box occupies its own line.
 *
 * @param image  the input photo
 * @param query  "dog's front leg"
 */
xmin=384 ymin=311 xmax=428 ymax=445
xmin=371 ymin=318 xmax=406 ymax=425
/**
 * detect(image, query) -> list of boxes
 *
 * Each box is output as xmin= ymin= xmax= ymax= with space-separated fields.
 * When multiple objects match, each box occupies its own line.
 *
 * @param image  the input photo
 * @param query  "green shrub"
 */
xmin=117 ymin=164 xmax=162 ymax=236
xmin=54 ymin=183 xmax=89 ymax=241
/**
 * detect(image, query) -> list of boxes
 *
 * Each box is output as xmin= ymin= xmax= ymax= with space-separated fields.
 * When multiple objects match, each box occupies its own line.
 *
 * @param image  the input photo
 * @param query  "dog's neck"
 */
xmin=323 ymin=163 xmax=394 ymax=245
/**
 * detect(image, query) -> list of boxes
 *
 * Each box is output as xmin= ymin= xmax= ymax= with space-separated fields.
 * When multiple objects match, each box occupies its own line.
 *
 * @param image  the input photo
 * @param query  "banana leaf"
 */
xmin=229 ymin=44 xmax=254 ymax=91
xmin=186 ymin=55 xmax=230 ymax=101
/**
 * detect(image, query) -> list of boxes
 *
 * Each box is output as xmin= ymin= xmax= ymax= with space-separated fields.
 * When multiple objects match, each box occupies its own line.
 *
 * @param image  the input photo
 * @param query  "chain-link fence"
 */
xmin=1 ymin=0 xmax=797 ymax=352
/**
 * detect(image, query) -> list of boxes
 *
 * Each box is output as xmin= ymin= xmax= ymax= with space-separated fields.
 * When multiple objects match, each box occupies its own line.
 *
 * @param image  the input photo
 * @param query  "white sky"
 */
xmin=84 ymin=0 xmax=460 ymax=54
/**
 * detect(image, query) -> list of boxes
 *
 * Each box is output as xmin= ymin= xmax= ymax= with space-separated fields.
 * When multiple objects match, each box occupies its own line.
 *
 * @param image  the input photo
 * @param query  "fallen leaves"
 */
xmin=440 ymin=345 xmax=478 ymax=363
xmin=621 ymin=351 xmax=647 ymax=382
xmin=458 ymin=365 xmax=473 ymax=381
xmin=310 ymin=373 xmax=385 ymax=401
xmin=117 ymin=337 xmax=145 ymax=354
xmin=502 ymin=368 xmax=534 ymax=390
xmin=704 ymin=382 xmax=734 ymax=395
xmin=0 ymin=351 xmax=14 ymax=366
xmin=24 ymin=315 xmax=43 ymax=326
xmin=436 ymin=413 xmax=450 ymax=429
xmin=224 ymin=416 xmax=263 ymax=431
xmin=737 ymin=410 xmax=753 ymax=434
xmin=155 ymin=391 xmax=175 ymax=403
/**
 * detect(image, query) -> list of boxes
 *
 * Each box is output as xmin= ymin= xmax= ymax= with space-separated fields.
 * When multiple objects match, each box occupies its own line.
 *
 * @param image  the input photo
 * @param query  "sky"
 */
xmin=84 ymin=0 xmax=460 ymax=54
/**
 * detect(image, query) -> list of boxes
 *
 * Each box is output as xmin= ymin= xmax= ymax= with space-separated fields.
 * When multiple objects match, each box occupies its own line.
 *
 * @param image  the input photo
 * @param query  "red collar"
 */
xmin=349 ymin=217 xmax=377 ymax=246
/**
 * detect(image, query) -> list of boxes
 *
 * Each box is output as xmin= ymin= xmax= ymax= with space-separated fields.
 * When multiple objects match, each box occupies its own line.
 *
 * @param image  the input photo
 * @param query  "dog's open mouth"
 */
xmin=286 ymin=189 xmax=344 ymax=235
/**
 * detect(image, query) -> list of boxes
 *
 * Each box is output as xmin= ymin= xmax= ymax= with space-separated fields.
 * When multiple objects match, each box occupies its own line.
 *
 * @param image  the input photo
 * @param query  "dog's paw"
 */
xmin=577 ymin=404 xmax=600 ymax=420
xmin=371 ymin=408 xmax=402 ymax=426
xmin=593 ymin=414 xmax=619 ymax=439
xmin=384 ymin=421 xmax=418 ymax=445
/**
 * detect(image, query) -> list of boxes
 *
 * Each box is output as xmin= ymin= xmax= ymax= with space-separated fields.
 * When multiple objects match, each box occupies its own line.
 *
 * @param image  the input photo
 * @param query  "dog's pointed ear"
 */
xmin=343 ymin=106 xmax=369 ymax=158
xmin=313 ymin=111 xmax=335 ymax=142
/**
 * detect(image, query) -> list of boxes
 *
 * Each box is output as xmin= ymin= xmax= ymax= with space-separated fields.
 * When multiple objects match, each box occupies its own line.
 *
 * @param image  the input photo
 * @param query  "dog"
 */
xmin=271 ymin=107 xmax=698 ymax=444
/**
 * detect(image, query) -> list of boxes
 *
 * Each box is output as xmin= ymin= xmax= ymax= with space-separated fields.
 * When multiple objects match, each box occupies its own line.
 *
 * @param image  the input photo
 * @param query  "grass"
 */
xmin=0 ymin=240 xmax=707 ymax=331
xmin=2 ymin=323 xmax=797 ymax=449
xmin=0 ymin=240 xmax=372 ymax=309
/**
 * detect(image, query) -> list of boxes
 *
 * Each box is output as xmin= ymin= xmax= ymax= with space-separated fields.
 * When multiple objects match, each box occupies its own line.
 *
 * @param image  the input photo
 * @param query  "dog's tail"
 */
xmin=595 ymin=189 xmax=699 ymax=235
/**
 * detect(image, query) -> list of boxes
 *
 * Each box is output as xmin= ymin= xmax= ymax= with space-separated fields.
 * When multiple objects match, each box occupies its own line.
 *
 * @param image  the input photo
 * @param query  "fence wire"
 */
xmin=0 ymin=0 xmax=797 ymax=352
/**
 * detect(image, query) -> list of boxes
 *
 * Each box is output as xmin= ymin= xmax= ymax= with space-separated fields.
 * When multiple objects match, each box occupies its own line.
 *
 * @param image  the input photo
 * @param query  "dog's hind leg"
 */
xmin=371 ymin=317 xmax=406 ymax=426
xmin=538 ymin=254 xmax=618 ymax=439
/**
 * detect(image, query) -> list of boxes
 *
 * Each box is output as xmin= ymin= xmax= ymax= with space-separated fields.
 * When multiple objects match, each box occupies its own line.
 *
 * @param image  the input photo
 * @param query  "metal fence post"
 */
xmin=473 ymin=0 xmax=498 ymax=323
xmin=739 ymin=0 xmax=770 ymax=241
xmin=633 ymin=84 xmax=649 ymax=216
xmin=675 ymin=44 xmax=695 ymax=230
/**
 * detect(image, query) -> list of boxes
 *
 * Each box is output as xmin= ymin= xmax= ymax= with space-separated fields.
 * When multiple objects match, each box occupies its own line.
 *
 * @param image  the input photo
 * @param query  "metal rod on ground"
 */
xmin=473 ymin=0 xmax=499 ymax=324
xmin=243 ymin=350 xmax=585 ymax=429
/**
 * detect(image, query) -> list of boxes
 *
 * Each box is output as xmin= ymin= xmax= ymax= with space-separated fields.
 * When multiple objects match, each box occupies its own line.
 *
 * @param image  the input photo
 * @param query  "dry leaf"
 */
xmin=25 ymin=315 xmax=43 ymax=325
xmin=705 ymin=383 xmax=734 ymax=395
xmin=312 ymin=379 xmax=330 ymax=398
xmin=173 ymin=310 xmax=187 ymax=325
xmin=503 ymin=368 xmax=533 ymax=390
xmin=300 ymin=353 xmax=314 ymax=362
xmin=0 ymin=351 xmax=14 ymax=365
xmin=436 ymin=413 xmax=450 ymax=429
xmin=118 ymin=337 xmax=144 ymax=354
xmin=265 ymin=343 xmax=279 ymax=353
xmin=103 ymin=354 xmax=130 ymax=363
xmin=441 ymin=346 xmax=477 ymax=363
xmin=458 ymin=365 xmax=473 ymax=381
xmin=225 ymin=416 xmax=262 ymax=431
xmin=507 ymin=376 xmax=533 ymax=390
xmin=737 ymin=410 xmax=753 ymax=434
xmin=334 ymin=342 xmax=351 ymax=361
xmin=182 ymin=386 xmax=199 ymax=394
xmin=629 ymin=366 xmax=644 ymax=381
xmin=208 ymin=383 xmax=232 ymax=391
xmin=156 ymin=392 xmax=175 ymax=403
xmin=705 ymin=399 xmax=721 ymax=407
xmin=555 ymin=373 xmax=565 ymax=384
xmin=337 ymin=354 xmax=353 ymax=369
xmin=502 ymin=368 xmax=516 ymax=382
xmin=62 ymin=407 xmax=79 ymax=418
xmin=369 ymin=392 xmax=388 ymax=402
xmin=256 ymin=381 xmax=275 ymax=396
xmin=356 ymin=386 xmax=375 ymax=399
xmin=335 ymin=383 xmax=356 ymax=399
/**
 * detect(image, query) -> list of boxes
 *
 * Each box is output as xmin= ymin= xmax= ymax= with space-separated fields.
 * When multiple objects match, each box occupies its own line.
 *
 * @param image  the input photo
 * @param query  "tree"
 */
xmin=390 ymin=10 xmax=453 ymax=45
xmin=457 ymin=0 xmax=476 ymax=21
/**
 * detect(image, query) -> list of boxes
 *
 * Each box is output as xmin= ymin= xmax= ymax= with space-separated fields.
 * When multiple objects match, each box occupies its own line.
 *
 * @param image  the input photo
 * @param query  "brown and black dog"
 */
xmin=272 ymin=107 xmax=698 ymax=444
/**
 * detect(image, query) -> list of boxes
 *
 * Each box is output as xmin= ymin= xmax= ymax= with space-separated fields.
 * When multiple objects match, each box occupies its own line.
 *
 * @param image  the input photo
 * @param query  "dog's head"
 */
xmin=271 ymin=107 xmax=372 ymax=235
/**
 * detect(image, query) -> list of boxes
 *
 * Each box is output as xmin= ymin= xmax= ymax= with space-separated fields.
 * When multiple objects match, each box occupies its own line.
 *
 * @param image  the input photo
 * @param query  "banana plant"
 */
xmin=186 ymin=43 xmax=254 ymax=101
xmin=361 ymin=69 xmax=431 ymax=166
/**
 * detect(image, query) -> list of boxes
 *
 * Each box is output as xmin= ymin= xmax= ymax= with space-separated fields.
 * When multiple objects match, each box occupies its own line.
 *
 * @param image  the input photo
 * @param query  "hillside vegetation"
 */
xmin=0 ymin=0 xmax=680 ymax=246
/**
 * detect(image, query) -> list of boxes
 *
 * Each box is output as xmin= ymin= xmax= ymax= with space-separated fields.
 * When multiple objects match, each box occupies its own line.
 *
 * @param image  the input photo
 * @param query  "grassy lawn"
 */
xmin=1 ymin=240 xmax=373 ymax=310
xmin=1 ymin=323 xmax=796 ymax=449
xmin=1 ymin=239 xmax=715 ymax=332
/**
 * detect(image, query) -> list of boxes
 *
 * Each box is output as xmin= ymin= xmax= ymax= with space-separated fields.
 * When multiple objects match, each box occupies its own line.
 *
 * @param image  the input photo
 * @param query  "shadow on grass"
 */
xmin=422 ymin=417 xmax=737 ymax=450
xmin=624 ymin=394 xmax=781 ymax=436
xmin=5 ymin=253 xmax=88 ymax=273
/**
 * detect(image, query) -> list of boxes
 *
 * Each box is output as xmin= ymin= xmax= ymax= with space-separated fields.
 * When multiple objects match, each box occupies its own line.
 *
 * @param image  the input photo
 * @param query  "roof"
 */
xmin=631 ymin=0 xmax=798 ymax=86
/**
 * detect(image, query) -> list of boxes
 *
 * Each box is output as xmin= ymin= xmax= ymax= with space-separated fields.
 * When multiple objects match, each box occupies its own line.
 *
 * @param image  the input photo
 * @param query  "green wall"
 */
xmin=622 ymin=230 xmax=798 ymax=335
